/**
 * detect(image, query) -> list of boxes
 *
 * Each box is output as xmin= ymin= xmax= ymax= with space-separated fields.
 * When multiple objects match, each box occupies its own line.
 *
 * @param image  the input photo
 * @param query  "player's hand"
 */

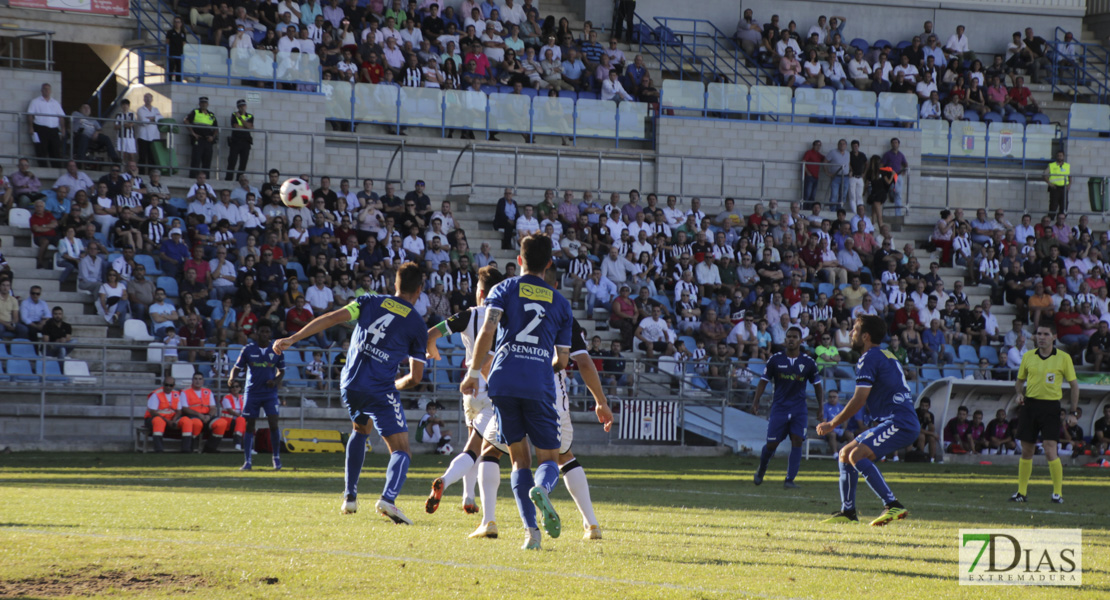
xmin=427 ymin=343 xmax=441 ymax=361
xmin=750 ymin=404 xmax=760 ymax=415
xmin=595 ymin=403 xmax=613 ymax=432
xmin=1014 ymin=393 xmax=1024 ymax=406
xmin=271 ymin=337 xmax=292 ymax=355
xmin=265 ymin=380 xmax=277 ymax=388
xmin=816 ymin=421 xmax=834 ymax=436
xmin=460 ymin=375 xmax=478 ymax=396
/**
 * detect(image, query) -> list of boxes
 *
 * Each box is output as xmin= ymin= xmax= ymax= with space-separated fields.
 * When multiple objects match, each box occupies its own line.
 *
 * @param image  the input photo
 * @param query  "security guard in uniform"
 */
xmin=1010 ymin=323 xmax=1079 ymax=504
xmin=226 ymin=98 xmax=254 ymax=182
xmin=1043 ymin=150 xmax=1070 ymax=217
xmin=185 ymin=96 xmax=217 ymax=178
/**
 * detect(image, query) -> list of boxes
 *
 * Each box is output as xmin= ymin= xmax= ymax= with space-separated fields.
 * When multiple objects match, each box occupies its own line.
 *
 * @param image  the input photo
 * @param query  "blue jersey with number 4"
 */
xmin=855 ymin=347 xmax=916 ymax=423
xmin=341 ymin=294 xmax=428 ymax=395
xmin=235 ymin=341 xmax=284 ymax=399
xmin=485 ymin=274 xmax=573 ymax=402
xmin=761 ymin=352 xmax=821 ymax=412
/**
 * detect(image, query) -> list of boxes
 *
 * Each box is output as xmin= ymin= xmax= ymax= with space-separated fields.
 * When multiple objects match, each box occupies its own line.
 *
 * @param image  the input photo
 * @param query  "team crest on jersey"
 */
xmin=519 ymin=283 xmax=553 ymax=303
xmin=382 ymin=298 xmax=412 ymax=317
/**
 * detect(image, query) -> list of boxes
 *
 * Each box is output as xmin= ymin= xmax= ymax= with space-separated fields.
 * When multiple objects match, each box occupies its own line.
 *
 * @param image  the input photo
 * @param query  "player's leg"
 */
xmin=264 ymin=404 xmax=282 ymax=470
xmin=377 ymin=429 xmax=413 ymax=524
xmin=822 ymin=440 xmax=860 ymax=523
xmin=755 ymin=410 xmax=787 ymax=485
xmin=233 ymin=416 xmax=247 ymax=449
xmin=340 ymin=389 xmax=375 ymax=513
xmin=242 ymin=416 xmax=258 ymax=469
xmin=427 ymin=426 xmax=481 ymax=514
xmin=470 ymin=444 xmax=503 ymax=539
xmin=784 ymin=411 xmax=807 ymax=487
xmin=558 ymin=450 xmax=601 ymax=539
xmin=1012 ymin=402 xmax=1038 ymax=501
xmin=176 ymin=417 xmax=197 ymax=453
xmin=492 ymin=396 xmax=541 ymax=538
xmin=1041 ymin=406 xmax=1064 ymax=502
xmin=850 ymin=419 xmax=919 ymax=526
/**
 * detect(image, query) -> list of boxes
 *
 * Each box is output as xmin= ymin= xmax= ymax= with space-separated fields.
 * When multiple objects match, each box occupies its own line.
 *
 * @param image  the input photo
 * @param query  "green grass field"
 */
xmin=0 ymin=452 xmax=1107 ymax=599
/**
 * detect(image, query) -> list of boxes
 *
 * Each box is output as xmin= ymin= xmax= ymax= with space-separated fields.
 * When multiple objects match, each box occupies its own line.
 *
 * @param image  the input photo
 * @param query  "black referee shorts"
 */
xmin=1016 ymin=398 xmax=1061 ymax=444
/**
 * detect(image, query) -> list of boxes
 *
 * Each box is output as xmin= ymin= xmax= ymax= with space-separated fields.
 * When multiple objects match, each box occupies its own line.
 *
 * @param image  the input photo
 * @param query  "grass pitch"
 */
xmin=0 ymin=452 xmax=1107 ymax=599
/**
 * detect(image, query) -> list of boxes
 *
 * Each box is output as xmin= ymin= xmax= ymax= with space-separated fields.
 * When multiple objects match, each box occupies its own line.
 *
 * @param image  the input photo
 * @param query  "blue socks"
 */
xmin=855 ymin=458 xmax=896 ymax=505
xmin=344 ymin=432 xmax=369 ymax=498
xmin=535 ymin=460 xmax=559 ymax=494
xmin=757 ymin=444 xmax=774 ymax=476
xmin=242 ymin=432 xmax=254 ymax=464
xmin=270 ymin=429 xmax=282 ymax=459
xmin=786 ymin=446 xmax=802 ymax=482
xmin=838 ymin=460 xmax=858 ymax=512
xmin=381 ymin=451 xmax=410 ymax=503
xmin=510 ymin=468 xmax=538 ymax=529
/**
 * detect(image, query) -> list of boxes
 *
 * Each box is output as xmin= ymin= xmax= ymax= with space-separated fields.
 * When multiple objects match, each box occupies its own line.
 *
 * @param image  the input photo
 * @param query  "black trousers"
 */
xmin=32 ymin=124 xmax=63 ymax=168
xmin=614 ymin=1 xmax=636 ymax=41
xmin=190 ymin=137 xmax=214 ymax=178
xmin=1048 ymin=186 xmax=1068 ymax=217
xmin=137 ymin=139 xmax=155 ymax=173
xmin=225 ymin=141 xmax=251 ymax=181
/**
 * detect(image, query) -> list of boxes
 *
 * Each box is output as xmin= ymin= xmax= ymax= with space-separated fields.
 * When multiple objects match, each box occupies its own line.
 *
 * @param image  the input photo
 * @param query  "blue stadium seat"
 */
xmin=0 ymin=344 xmax=9 ymax=359
xmin=480 ymin=85 xmax=499 ymax=96
xmin=849 ymin=38 xmax=869 ymax=53
xmin=871 ymin=39 xmax=892 ymax=51
xmin=0 ymin=361 xmax=7 ymax=382
xmin=6 ymin=359 xmax=38 ymax=382
xmin=558 ymin=90 xmax=578 ymax=100
xmin=521 ymin=87 xmax=537 ymax=98
xmin=982 ymin=111 xmax=1002 ymax=124
xmin=1004 ymin=112 xmax=1027 ymax=125
xmin=838 ymin=378 xmax=855 ymax=394
xmin=746 ymin=358 xmax=765 ymax=376
xmin=957 ymin=345 xmax=979 ymax=363
xmin=135 ymin=254 xmax=162 ymax=276
xmin=652 ymin=294 xmax=673 ymax=311
xmin=168 ymin=197 xmax=188 ymax=212
xmin=283 ymin=350 xmax=304 ymax=365
xmin=1030 ymin=113 xmax=1050 ymax=125
xmin=10 ymin=339 xmax=36 ymax=359
xmin=286 ymin=261 xmax=309 ymax=284
xmin=943 ymin=366 xmax=965 ymax=379
xmin=921 ymin=366 xmax=943 ymax=381
xmin=679 ymin=335 xmax=698 ymax=351
xmin=578 ymin=90 xmax=599 ymax=100
xmin=157 ymin=276 xmax=178 ymax=298
xmin=39 ymin=360 xmax=68 ymax=383
xmin=284 ymin=366 xmax=308 ymax=387
xmin=964 ymin=110 xmax=979 ymax=122
xmin=818 ymin=283 xmax=835 ymax=298
xmin=226 ymin=344 xmax=244 ymax=364
xmin=979 ymin=345 xmax=1000 ymax=365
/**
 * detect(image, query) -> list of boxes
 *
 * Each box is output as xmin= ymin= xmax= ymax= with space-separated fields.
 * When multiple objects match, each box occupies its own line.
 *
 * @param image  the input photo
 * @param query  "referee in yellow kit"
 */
xmin=1010 ymin=324 xmax=1079 ymax=504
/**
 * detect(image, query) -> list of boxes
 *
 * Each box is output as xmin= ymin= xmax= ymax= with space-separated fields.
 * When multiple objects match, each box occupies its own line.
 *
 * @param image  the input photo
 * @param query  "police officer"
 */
xmin=226 ymin=98 xmax=254 ymax=182
xmin=185 ymin=96 xmax=217 ymax=178
xmin=1043 ymin=150 xmax=1070 ymax=217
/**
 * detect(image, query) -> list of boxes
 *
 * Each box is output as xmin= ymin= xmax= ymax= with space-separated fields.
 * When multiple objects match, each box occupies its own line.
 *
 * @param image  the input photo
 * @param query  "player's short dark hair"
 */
xmin=395 ymin=262 xmax=424 ymax=295
xmin=856 ymin=314 xmax=886 ymax=345
xmin=786 ymin=326 xmax=803 ymax=337
xmin=256 ymin=322 xmax=272 ymax=331
xmin=477 ymin=266 xmax=503 ymax=291
xmin=520 ymin=234 xmax=553 ymax=273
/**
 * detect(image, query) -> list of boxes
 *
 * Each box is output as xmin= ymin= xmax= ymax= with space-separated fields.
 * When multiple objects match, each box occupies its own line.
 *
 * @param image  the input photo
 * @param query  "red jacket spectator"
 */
xmin=802 ymin=148 xmax=824 ymax=178
xmin=285 ymin=303 xmax=313 ymax=333
xmin=1054 ymin=309 xmax=1082 ymax=337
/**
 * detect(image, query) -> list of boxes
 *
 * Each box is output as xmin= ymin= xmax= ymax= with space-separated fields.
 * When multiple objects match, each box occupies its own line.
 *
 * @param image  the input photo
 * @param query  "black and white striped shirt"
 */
xmin=675 ymin=279 xmax=698 ymax=303
xmin=116 ymin=192 xmax=143 ymax=211
xmin=454 ymin=269 xmax=474 ymax=290
xmin=144 ymin=220 xmax=165 ymax=246
xmin=568 ymin=257 xmax=592 ymax=281
xmin=807 ymin=302 xmax=833 ymax=322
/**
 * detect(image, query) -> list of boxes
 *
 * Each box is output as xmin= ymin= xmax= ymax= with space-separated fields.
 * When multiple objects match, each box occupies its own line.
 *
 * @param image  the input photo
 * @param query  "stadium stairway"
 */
xmin=683 ymin=404 xmax=771 ymax=453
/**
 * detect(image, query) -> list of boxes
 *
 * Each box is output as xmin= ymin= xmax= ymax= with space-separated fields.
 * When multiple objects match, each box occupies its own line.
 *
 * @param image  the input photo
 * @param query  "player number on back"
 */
xmin=514 ymin=302 xmax=545 ymax=345
xmin=367 ymin=314 xmax=395 ymax=345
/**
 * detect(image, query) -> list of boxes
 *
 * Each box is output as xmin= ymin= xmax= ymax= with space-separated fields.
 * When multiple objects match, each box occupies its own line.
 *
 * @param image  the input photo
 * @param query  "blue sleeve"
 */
xmin=275 ymin=351 xmax=285 ymax=369
xmin=554 ymin=298 xmax=572 ymax=348
xmin=856 ymin=353 xmax=876 ymax=387
xmin=409 ymin=317 xmax=429 ymax=363
xmin=808 ymin=359 xmax=823 ymax=386
xmin=234 ymin=346 xmax=249 ymax=370
xmin=760 ymin=357 xmax=775 ymax=383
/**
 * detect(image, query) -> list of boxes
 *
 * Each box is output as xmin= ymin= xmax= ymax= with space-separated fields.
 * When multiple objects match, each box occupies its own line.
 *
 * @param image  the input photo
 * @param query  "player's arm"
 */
xmin=552 ymin=345 xmax=570 ymax=372
xmin=460 ymin=307 xmax=501 ymax=395
xmin=273 ymin=308 xmax=351 ymax=353
xmin=573 ymin=352 xmax=613 ymax=431
xmin=426 ymin=323 xmax=444 ymax=360
xmin=814 ymin=381 xmax=825 ymax=407
xmin=268 ymin=367 xmax=284 ymax=388
xmin=396 ymin=357 xmax=424 ymax=390
xmin=750 ymin=378 xmax=769 ymax=414
xmin=1014 ymin=377 xmax=1025 ymax=405
xmin=1068 ymin=377 xmax=1079 ymax=415
xmin=818 ymin=385 xmax=872 ymax=436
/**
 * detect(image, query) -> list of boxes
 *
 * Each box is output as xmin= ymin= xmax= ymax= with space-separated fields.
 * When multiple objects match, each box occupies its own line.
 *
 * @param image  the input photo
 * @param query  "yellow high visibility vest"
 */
xmin=1048 ymin=162 xmax=1070 ymax=186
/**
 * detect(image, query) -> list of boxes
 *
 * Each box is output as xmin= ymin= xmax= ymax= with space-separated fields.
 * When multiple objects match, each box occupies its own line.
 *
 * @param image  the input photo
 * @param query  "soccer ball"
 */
xmin=279 ymin=177 xmax=311 ymax=208
xmin=437 ymin=443 xmax=453 ymax=455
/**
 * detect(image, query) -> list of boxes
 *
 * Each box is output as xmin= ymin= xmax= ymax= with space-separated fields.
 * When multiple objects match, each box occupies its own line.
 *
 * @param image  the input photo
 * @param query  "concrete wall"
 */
xmin=654 ymin=117 xmax=920 ymax=206
xmin=0 ymin=68 xmax=64 ymax=162
xmin=1063 ymin=137 xmax=1110 ymax=214
xmin=635 ymin=0 xmax=742 ymax=33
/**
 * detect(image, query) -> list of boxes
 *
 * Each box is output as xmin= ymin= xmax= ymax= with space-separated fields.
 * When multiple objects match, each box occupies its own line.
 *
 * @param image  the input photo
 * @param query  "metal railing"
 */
xmin=1050 ymin=26 xmax=1110 ymax=103
xmin=651 ymin=17 xmax=770 ymax=87
xmin=131 ymin=0 xmax=201 ymax=46
xmin=0 ymin=25 xmax=54 ymax=70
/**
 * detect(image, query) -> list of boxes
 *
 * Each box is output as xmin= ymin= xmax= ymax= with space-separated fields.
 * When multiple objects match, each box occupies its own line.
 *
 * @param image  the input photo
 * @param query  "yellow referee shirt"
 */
xmin=1017 ymin=348 xmax=1077 ymax=400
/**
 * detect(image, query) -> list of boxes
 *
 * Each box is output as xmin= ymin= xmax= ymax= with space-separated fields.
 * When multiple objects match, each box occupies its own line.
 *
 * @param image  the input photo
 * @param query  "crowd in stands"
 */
xmin=735 ymin=12 xmax=1064 ymax=123
xmin=173 ymin=0 xmax=657 ymax=103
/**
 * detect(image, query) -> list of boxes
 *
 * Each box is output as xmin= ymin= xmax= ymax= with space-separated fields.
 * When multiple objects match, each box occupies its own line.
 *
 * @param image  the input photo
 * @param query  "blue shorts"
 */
xmin=766 ymin=405 xmax=808 ymax=443
xmin=491 ymin=394 xmax=560 ymax=450
xmin=855 ymin=418 xmax=920 ymax=457
xmin=342 ymin=388 xmax=407 ymax=438
xmin=243 ymin=393 xmax=279 ymax=419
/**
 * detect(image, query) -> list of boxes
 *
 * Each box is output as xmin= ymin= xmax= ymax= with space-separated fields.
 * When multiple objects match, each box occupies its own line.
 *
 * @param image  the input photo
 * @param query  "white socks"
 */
xmin=478 ymin=459 xmax=500 ymax=525
xmin=563 ymin=464 xmax=598 ymax=527
xmin=461 ymin=461 xmax=478 ymax=500
xmin=440 ymin=452 xmax=475 ymax=489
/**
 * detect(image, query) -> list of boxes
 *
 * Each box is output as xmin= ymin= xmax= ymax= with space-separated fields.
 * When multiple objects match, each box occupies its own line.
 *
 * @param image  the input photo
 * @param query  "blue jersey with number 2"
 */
xmin=485 ymin=274 xmax=573 ymax=402
xmin=855 ymin=348 xmax=916 ymax=423
xmin=340 ymin=294 xmax=428 ymax=395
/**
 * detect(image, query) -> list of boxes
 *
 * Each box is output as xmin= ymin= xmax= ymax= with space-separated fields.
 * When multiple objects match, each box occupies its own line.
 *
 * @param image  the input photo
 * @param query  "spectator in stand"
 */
xmin=494 ymin=187 xmax=518 ymax=249
xmin=1005 ymin=77 xmax=1039 ymax=115
xmin=17 ymin=284 xmax=50 ymax=342
xmin=778 ymin=47 xmax=804 ymax=87
xmin=943 ymin=25 xmax=975 ymax=63
xmin=801 ymin=140 xmax=824 ymax=208
xmin=97 ymin=269 xmax=130 ymax=325
xmin=734 ymin=9 xmax=763 ymax=57
xmin=0 ymin=280 xmax=18 ymax=338
xmin=635 ymin=303 xmax=676 ymax=366
xmin=11 ymin=158 xmax=46 ymax=207
xmin=27 ymin=83 xmax=66 ymax=168
xmin=42 ymin=306 xmax=75 ymax=358
xmin=128 ymin=264 xmax=156 ymax=322
xmin=159 ymin=228 xmax=190 ymax=278
xmin=30 ymin=199 xmax=58 ymax=270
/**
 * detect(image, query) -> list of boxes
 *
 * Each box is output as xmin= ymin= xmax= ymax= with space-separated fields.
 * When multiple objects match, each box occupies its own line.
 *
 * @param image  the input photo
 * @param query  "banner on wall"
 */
xmin=10 ymin=0 xmax=129 ymax=17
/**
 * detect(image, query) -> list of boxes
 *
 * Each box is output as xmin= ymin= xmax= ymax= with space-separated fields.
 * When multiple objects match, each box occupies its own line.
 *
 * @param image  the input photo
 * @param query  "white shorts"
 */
xmin=556 ymin=401 xmax=573 ymax=454
xmin=116 ymin=137 xmax=136 ymax=154
xmin=467 ymin=391 xmax=509 ymax=454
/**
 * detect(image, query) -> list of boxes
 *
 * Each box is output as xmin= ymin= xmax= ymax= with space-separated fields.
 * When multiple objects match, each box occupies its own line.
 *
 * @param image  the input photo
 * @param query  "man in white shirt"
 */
xmin=635 ymin=304 xmax=676 ymax=362
xmin=208 ymin=247 xmax=238 ymax=299
xmin=27 ymin=83 xmax=66 ymax=168
xmin=604 ymin=37 xmax=626 ymax=67
xmin=662 ymin=195 xmax=685 ymax=228
xmin=920 ymin=91 xmax=941 ymax=119
xmin=822 ymin=55 xmax=848 ymax=89
xmin=515 ymin=204 xmax=540 ymax=241
xmin=584 ymin=270 xmax=618 ymax=320
xmin=230 ymin=174 xmax=260 ymax=205
xmin=135 ymin=93 xmax=163 ymax=173
xmin=600 ymin=245 xmax=634 ymax=286
xmin=893 ymin=54 xmax=918 ymax=84
xmin=186 ymin=173 xmax=216 ymax=201
xmin=944 ymin=25 xmax=974 ymax=63
xmin=695 ymin=253 xmax=722 ymax=297
xmin=53 ymin=161 xmax=94 ymax=200
xmin=915 ymin=71 xmax=938 ymax=101
xmin=277 ymin=25 xmax=300 ymax=53
xmin=501 ymin=0 xmax=526 ymax=26
xmin=305 ymin=273 xmax=335 ymax=314
xmin=848 ymin=49 xmax=873 ymax=90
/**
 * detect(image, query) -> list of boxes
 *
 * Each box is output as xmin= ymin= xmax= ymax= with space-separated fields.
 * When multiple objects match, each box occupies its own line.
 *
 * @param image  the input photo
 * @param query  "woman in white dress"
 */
xmin=98 ymin=269 xmax=130 ymax=324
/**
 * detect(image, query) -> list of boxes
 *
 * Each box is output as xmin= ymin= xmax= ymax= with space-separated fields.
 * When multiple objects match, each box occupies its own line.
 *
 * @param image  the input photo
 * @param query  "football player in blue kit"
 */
xmin=273 ymin=262 xmax=428 ymax=525
xmin=751 ymin=327 xmax=824 ymax=488
xmin=817 ymin=314 xmax=920 ymax=526
xmin=461 ymin=234 xmax=574 ymax=550
xmin=228 ymin=323 xmax=284 ymax=471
